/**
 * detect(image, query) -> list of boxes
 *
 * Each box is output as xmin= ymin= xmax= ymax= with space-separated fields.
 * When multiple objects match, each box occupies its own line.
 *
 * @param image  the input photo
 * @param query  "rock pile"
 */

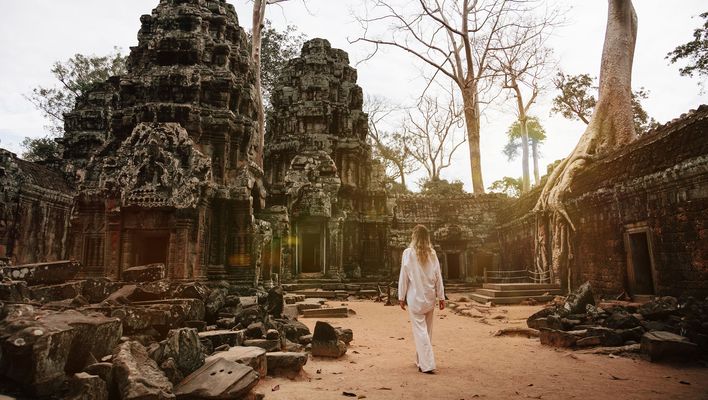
xmin=0 ymin=261 xmax=356 ymax=399
xmin=527 ymin=282 xmax=708 ymax=362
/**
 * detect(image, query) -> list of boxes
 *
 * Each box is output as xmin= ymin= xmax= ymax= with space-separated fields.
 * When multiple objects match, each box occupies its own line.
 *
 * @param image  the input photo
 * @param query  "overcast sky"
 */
xmin=0 ymin=1 xmax=705 ymax=192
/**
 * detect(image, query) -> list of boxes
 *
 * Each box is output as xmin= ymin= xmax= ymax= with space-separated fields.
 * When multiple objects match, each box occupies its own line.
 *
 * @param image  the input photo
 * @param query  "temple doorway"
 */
xmin=297 ymin=221 xmax=325 ymax=274
xmin=134 ymin=232 xmax=169 ymax=266
xmin=446 ymin=252 xmax=461 ymax=280
xmin=625 ymin=230 xmax=656 ymax=295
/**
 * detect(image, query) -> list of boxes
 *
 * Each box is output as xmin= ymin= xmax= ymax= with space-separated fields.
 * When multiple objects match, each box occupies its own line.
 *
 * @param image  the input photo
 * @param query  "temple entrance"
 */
xmin=297 ymin=220 xmax=326 ymax=275
xmin=626 ymin=230 xmax=656 ymax=295
xmin=446 ymin=252 xmax=461 ymax=279
xmin=134 ymin=232 xmax=169 ymax=266
xmin=301 ymin=233 xmax=321 ymax=273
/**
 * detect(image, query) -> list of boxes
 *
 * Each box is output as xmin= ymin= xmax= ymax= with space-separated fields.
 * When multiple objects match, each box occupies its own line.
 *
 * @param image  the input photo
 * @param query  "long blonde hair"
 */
xmin=410 ymin=224 xmax=433 ymax=264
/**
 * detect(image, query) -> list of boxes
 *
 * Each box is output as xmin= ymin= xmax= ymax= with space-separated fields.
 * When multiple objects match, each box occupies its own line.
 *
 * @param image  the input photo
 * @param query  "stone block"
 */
xmin=302 ymin=307 xmax=349 ymax=318
xmin=29 ymin=281 xmax=85 ymax=303
xmin=0 ymin=260 xmax=80 ymax=285
xmin=539 ymin=329 xmax=578 ymax=348
xmin=640 ymin=331 xmax=698 ymax=362
xmin=198 ymin=329 xmax=245 ymax=348
xmin=206 ymin=346 xmax=267 ymax=377
xmin=266 ymin=352 xmax=308 ymax=376
xmin=312 ymin=321 xmax=347 ymax=358
xmin=121 ymin=263 xmax=165 ymax=282
xmin=65 ymin=372 xmax=108 ymax=400
xmin=112 ymin=341 xmax=175 ymax=400
xmin=174 ymin=358 xmax=259 ymax=400
xmin=243 ymin=339 xmax=281 ymax=352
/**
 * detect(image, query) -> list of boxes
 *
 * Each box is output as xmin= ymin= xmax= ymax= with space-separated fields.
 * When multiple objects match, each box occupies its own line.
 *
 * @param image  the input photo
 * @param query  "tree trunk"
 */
xmin=520 ymin=117 xmax=530 ymax=192
xmin=462 ymin=84 xmax=485 ymax=194
xmin=532 ymin=140 xmax=540 ymax=185
xmin=397 ymin=162 xmax=407 ymax=187
xmin=251 ymin=0 xmax=267 ymax=168
xmin=533 ymin=0 xmax=637 ymax=292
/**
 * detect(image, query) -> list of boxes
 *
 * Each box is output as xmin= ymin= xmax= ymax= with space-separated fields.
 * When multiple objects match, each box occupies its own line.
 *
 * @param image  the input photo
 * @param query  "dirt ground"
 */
xmin=256 ymin=298 xmax=708 ymax=400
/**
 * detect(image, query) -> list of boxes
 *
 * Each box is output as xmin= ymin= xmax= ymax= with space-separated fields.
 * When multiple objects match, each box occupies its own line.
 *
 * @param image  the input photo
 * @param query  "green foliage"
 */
xmin=23 ymin=48 xmax=126 ymax=162
xmin=488 ymin=176 xmax=522 ymax=198
xmin=260 ymin=20 xmax=307 ymax=107
xmin=551 ymin=72 xmax=657 ymax=134
xmin=666 ymin=12 xmax=708 ymax=80
xmin=418 ymin=178 xmax=466 ymax=196
xmin=551 ymin=72 xmax=596 ymax=124
xmin=25 ymin=47 xmax=127 ymax=136
xmin=503 ymin=117 xmax=546 ymax=161
xmin=20 ymin=136 xmax=61 ymax=163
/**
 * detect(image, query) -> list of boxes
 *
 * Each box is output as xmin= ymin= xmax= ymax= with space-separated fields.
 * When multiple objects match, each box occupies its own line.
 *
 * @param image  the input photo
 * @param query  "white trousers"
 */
xmin=408 ymin=308 xmax=435 ymax=372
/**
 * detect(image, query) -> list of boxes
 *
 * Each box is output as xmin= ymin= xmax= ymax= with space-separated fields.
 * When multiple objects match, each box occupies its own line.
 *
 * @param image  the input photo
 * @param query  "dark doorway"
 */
xmin=447 ymin=253 xmax=461 ymax=280
xmin=135 ymin=233 xmax=169 ymax=266
xmin=301 ymin=233 xmax=321 ymax=273
xmin=627 ymin=232 xmax=655 ymax=295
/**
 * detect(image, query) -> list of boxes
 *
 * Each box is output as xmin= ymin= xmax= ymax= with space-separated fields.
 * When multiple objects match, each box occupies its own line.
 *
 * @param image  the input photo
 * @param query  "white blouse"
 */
xmin=397 ymin=247 xmax=445 ymax=314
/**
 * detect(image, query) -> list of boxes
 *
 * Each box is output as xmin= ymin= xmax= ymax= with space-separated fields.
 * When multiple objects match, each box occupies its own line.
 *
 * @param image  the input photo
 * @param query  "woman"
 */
xmin=398 ymin=224 xmax=445 ymax=374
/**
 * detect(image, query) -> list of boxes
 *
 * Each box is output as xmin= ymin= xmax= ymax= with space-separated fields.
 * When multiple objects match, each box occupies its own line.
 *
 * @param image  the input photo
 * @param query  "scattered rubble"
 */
xmin=526 ymin=282 xmax=708 ymax=362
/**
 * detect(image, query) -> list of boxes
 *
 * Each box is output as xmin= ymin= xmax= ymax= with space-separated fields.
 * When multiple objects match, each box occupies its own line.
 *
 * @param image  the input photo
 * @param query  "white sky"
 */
xmin=0 ymin=0 xmax=706 ymax=192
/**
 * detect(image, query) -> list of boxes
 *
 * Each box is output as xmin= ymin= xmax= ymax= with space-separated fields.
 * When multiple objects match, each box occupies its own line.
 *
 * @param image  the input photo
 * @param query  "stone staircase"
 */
xmin=469 ymin=283 xmax=562 ymax=305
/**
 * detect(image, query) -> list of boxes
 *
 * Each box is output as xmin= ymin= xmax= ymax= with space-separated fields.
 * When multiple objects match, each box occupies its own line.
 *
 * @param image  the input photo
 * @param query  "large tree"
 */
xmin=353 ymin=0 xmax=559 ymax=194
xmin=259 ymin=20 xmax=307 ymax=107
xmin=403 ymin=95 xmax=466 ymax=182
xmin=551 ymin=71 xmax=657 ymax=134
xmin=503 ymin=117 xmax=547 ymax=186
xmin=666 ymin=11 xmax=708 ymax=84
xmin=534 ymin=0 xmax=638 ymax=291
xmin=24 ymin=48 xmax=126 ymax=161
xmin=364 ymin=95 xmax=418 ymax=189
xmin=493 ymin=18 xmax=553 ymax=192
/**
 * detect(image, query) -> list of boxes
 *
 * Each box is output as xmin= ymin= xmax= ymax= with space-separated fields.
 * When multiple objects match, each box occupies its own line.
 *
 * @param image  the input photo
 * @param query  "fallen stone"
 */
xmin=185 ymin=320 xmax=207 ymax=332
xmin=0 ymin=260 xmax=80 ymax=285
xmin=640 ymin=331 xmax=698 ymax=362
xmin=295 ymin=302 xmax=322 ymax=312
xmin=112 ymin=341 xmax=174 ymax=400
xmin=153 ymin=328 xmax=205 ymax=383
xmin=563 ymin=281 xmax=594 ymax=314
xmin=205 ymin=288 xmax=228 ymax=321
xmin=198 ymin=330 xmax=245 ymax=348
xmin=283 ymin=304 xmax=299 ymax=319
xmin=0 ymin=309 xmax=122 ymax=396
xmin=174 ymin=358 xmax=259 ymax=400
xmin=173 ymin=282 xmax=210 ymax=302
xmin=121 ymin=263 xmax=166 ymax=282
xmin=128 ymin=280 xmax=172 ymax=302
xmin=539 ymin=329 xmax=579 ymax=348
xmin=284 ymin=294 xmax=305 ymax=304
xmin=575 ymin=336 xmax=602 ymax=347
xmin=604 ymin=311 xmax=641 ymax=330
xmin=266 ymin=352 xmax=308 ymax=376
xmin=302 ymin=307 xmax=349 ymax=318
xmin=84 ymin=362 xmax=114 ymax=393
xmin=267 ymin=286 xmax=284 ymax=318
xmin=586 ymin=327 xmax=624 ymax=347
xmin=298 ymin=334 xmax=313 ymax=345
xmin=0 ymin=280 xmax=30 ymax=303
xmin=638 ymin=297 xmax=679 ymax=320
xmin=206 ymin=346 xmax=267 ymax=377
xmin=243 ymin=339 xmax=281 ymax=352
xmin=311 ymin=321 xmax=347 ymax=358
xmin=246 ymin=322 xmax=266 ymax=339
xmin=492 ymin=327 xmax=539 ymax=338
xmin=266 ymin=329 xmax=280 ymax=340
xmin=276 ymin=319 xmax=311 ymax=343
xmin=335 ymin=327 xmax=353 ymax=344
xmin=526 ymin=307 xmax=559 ymax=330
xmin=65 ymin=372 xmax=108 ymax=400
xmin=29 ymin=281 xmax=85 ymax=304
xmin=284 ymin=339 xmax=305 ymax=352
xmin=82 ymin=279 xmax=124 ymax=304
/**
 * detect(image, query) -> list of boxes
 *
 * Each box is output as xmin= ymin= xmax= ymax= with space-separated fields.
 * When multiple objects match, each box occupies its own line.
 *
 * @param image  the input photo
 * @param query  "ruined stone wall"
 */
xmin=60 ymin=0 xmax=263 ymax=281
xmin=0 ymin=150 xmax=73 ymax=264
xmin=390 ymin=194 xmax=508 ymax=281
xmin=497 ymin=106 xmax=708 ymax=297
xmin=264 ymin=38 xmax=387 ymax=281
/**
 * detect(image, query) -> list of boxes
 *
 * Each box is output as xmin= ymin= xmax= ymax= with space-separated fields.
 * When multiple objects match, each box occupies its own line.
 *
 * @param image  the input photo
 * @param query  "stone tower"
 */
xmin=264 ymin=38 xmax=388 ymax=281
xmin=63 ymin=0 xmax=267 ymax=282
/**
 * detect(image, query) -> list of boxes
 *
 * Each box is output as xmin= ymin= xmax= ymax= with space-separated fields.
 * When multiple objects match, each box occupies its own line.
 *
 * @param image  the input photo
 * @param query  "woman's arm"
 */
xmin=398 ymin=249 xmax=409 ymax=310
xmin=434 ymin=252 xmax=445 ymax=309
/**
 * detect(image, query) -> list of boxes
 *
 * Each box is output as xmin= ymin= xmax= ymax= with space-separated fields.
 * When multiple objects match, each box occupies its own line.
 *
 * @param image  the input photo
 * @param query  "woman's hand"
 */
xmin=439 ymin=300 xmax=445 ymax=310
xmin=399 ymin=300 xmax=407 ymax=310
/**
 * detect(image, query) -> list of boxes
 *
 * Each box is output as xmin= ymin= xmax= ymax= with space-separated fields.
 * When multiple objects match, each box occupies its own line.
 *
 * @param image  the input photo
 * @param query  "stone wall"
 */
xmin=497 ymin=106 xmax=708 ymax=297
xmin=0 ymin=150 xmax=73 ymax=264
xmin=390 ymin=194 xmax=509 ymax=281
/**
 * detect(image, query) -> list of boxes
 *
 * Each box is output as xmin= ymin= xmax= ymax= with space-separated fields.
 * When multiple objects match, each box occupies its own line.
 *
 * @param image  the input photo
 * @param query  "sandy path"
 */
xmin=256 ymin=299 xmax=708 ymax=400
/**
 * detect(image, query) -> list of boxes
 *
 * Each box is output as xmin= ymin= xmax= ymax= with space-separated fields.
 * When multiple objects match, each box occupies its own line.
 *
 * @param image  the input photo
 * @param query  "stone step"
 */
xmin=474 ymin=288 xmax=563 ymax=298
xmin=482 ymin=283 xmax=560 ymax=291
xmin=469 ymin=292 xmax=556 ymax=305
xmin=301 ymin=307 xmax=349 ymax=318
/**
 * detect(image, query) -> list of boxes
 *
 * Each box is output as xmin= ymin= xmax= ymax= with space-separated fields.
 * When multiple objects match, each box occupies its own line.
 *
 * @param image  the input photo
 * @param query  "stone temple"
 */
xmin=1 ymin=0 xmax=707 ymax=301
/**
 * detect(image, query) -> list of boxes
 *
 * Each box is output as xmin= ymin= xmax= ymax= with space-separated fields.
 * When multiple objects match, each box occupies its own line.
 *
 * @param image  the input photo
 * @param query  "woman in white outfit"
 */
xmin=398 ymin=224 xmax=445 ymax=374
